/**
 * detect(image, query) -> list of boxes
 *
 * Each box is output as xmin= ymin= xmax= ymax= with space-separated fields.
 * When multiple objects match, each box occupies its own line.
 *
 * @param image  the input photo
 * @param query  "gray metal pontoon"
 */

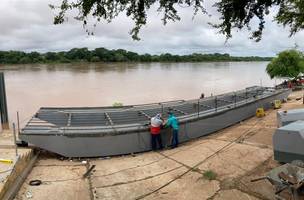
xmin=20 ymin=86 xmax=291 ymax=157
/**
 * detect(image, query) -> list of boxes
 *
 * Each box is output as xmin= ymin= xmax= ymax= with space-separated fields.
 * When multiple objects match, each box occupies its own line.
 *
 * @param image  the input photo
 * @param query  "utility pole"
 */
xmin=0 ymin=72 xmax=9 ymax=129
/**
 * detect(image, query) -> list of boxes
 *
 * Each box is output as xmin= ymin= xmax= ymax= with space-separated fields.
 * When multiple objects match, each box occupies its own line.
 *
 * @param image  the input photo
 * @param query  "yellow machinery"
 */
xmin=256 ymin=108 xmax=265 ymax=117
xmin=274 ymin=100 xmax=282 ymax=109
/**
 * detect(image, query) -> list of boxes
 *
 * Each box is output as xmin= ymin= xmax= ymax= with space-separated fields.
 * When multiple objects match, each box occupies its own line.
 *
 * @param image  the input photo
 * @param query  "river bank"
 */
xmin=0 ymin=48 xmax=272 ymax=65
xmin=3 ymin=90 xmax=301 ymax=200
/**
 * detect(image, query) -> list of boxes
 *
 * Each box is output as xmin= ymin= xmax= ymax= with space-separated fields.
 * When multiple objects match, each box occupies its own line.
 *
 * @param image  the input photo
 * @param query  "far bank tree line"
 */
xmin=0 ymin=48 xmax=272 ymax=64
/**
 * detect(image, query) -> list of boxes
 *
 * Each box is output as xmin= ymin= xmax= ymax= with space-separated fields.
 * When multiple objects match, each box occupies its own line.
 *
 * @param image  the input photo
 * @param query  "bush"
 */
xmin=90 ymin=56 xmax=101 ymax=62
xmin=266 ymin=50 xmax=304 ymax=79
xmin=112 ymin=102 xmax=123 ymax=107
xmin=203 ymin=170 xmax=217 ymax=180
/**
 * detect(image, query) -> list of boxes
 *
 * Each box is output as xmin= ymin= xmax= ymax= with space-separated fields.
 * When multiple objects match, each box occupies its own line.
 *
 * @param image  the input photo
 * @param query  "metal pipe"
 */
xmin=197 ymin=99 xmax=200 ymax=118
xmin=0 ymin=72 xmax=8 ymax=129
xmin=161 ymin=104 xmax=164 ymax=115
xmin=12 ymin=123 xmax=18 ymax=156
xmin=17 ymin=111 xmax=20 ymax=134
xmin=234 ymin=92 xmax=237 ymax=107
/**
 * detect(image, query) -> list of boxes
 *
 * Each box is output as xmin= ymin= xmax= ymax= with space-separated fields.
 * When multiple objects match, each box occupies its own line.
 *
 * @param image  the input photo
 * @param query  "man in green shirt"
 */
xmin=165 ymin=112 xmax=179 ymax=148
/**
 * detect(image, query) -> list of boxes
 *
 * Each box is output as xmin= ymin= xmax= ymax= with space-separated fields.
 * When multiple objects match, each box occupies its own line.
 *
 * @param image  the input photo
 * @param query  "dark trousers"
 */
xmin=151 ymin=134 xmax=163 ymax=150
xmin=171 ymin=129 xmax=179 ymax=148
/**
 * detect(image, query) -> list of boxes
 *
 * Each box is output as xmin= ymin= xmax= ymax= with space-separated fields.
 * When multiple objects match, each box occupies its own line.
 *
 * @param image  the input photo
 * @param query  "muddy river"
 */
xmin=0 ymin=62 xmax=278 ymax=125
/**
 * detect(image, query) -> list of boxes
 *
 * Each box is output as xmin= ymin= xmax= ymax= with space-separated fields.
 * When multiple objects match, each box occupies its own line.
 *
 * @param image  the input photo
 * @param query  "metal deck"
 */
xmin=23 ymin=86 xmax=270 ymax=133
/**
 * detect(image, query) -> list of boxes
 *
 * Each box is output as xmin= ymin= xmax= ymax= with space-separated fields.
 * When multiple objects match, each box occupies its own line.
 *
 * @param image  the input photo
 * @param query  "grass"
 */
xmin=112 ymin=102 xmax=123 ymax=107
xmin=203 ymin=170 xmax=217 ymax=180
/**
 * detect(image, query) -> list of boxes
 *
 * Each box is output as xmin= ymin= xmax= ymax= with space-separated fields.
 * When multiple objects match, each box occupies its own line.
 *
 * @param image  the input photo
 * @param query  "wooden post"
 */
xmin=0 ymin=72 xmax=9 ymax=129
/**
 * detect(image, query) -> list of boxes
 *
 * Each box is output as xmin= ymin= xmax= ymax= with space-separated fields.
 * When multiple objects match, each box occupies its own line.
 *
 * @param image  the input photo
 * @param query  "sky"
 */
xmin=0 ymin=0 xmax=304 ymax=57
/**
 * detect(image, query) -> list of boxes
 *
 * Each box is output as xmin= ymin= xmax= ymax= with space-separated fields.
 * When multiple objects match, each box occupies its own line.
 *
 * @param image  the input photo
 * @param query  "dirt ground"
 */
xmin=14 ymin=91 xmax=304 ymax=200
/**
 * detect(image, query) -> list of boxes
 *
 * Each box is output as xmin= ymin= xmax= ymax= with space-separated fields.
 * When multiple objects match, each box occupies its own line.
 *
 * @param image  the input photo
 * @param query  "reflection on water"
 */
xmin=0 ymin=62 xmax=276 ymax=124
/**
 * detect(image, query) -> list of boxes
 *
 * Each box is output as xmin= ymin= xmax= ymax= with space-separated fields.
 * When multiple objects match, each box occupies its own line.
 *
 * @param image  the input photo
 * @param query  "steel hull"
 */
xmin=20 ymin=88 xmax=291 ymax=157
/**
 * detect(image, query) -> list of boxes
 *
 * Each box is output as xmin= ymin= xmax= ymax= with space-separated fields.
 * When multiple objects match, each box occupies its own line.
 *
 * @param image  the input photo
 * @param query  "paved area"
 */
xmin=0 ymin=130 xmax=32 ymax=196
xmin=15 ymin=157 xmax=90 ymax=200
xmin=14 ymin=91 xmax=304 ymax=200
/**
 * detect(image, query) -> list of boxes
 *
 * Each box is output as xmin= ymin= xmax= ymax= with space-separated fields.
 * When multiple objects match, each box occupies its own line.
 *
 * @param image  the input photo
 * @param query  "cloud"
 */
xmin=0 ymin=0 xmax=303 ymax=56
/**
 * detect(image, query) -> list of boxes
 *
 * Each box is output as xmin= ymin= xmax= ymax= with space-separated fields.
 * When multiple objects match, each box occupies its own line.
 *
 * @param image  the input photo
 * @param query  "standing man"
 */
xmin=165 ymin=112 xmax=179 ymax=148
xmin=150 ymin=114 xmax=163 ymax=150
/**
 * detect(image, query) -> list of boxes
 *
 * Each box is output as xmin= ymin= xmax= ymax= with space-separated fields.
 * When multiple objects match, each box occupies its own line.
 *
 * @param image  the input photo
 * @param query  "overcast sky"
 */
xmin=0 ymin=0 xmax=304 ymax=56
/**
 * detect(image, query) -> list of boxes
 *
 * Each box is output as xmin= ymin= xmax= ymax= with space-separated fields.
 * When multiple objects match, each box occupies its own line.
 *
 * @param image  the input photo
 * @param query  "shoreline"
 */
xmin=0 ymin=60 xmax=272 ymax=67
xmin=1 ymin=91 xmax=302 ymax=199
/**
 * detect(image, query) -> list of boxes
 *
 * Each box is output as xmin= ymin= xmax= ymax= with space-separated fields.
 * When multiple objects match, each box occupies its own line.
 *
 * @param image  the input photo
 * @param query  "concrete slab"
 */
xmin=14 ymin=159 xmax=90 ymax=200
xmin=166 ymin=139 xmax=229 ymax=167
xmin=146 ymin=172 xmax=220 ymax=200
xmin=197 ymin=143 xmax=272 ymax=180
xmin=93 ymin=166 xmax=188 ymax=200
xmin=91 ymin=151 xmax=164 ymax=176
xmin=213 ymin=189 xmax=259 ymax=200
xmin=91 ymin=157 xmax=182 ymax=188
xmin=211 ymin=125 xmax=256 ymax=142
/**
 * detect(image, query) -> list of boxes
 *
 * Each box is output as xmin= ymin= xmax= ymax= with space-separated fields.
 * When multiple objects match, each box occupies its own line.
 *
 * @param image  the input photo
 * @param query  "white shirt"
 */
xmin=151 ymin=117 xmax=163 ymax=127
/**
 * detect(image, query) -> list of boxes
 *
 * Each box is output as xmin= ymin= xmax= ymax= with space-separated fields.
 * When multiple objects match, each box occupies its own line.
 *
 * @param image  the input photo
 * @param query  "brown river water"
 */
xmin=0 ymin=62 xmax=278 ymax=126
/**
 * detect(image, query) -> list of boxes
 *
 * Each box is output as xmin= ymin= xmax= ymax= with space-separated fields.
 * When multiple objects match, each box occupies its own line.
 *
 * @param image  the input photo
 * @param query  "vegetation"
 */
xmin=51 ymin=0 xmax=304 ymax=41
xmin=112 ymin=102 xmax=123 ymax=107
xmin=266 ymin=50 xmax=304 ymax=79
xmin=203 ymin=170 xmax=217 ymax=181
xmin=0 ymin=47 xmax=271 ymax=65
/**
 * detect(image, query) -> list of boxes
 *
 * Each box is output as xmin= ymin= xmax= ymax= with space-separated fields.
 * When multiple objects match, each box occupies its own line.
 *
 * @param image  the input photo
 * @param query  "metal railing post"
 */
xmin=17 ymin=111 xmax=20 ymax=134
xmin=12 ymin=123 xmax=18 ymax=156
xmin=234 ymin=92 xmax=237 ymax=107
xmin=161 ymin=104 xmax=164 ymax=115
xmin=197 ymin=99 xmax=200 ymax=118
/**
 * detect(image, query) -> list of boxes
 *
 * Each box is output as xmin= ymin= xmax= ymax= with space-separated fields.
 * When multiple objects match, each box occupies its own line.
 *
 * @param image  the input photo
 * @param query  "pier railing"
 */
xmin=19 ymin=86 xmax=287 ymax=136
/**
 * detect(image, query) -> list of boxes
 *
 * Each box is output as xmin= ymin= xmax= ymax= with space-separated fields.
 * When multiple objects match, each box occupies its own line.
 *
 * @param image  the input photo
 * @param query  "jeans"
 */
xmin=171 ymin=129 xmax=179 ymax=148
xmin=151 ymin=134 xmax=163 ymax=150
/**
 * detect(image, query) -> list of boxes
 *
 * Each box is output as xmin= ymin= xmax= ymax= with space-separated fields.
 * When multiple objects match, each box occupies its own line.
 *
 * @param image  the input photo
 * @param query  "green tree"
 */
xmin=19 ymin=56 xmax=32 ymax=64
xmin=90 ymin=56 xmax=100 ymax=62
xmin=266 ymin=50 xmax=304 ymax=79
xmin=28 ymin=52 xmax=41 ymax=63
xmin=50 ymin=0 xmax=304 ymax=41
xmin=0 ymin=47 xmax=272 ymax=64
xmin=45 ymin=52 xmax=60 ymax=61
xmin=66 ymin=48 xmax=91 ymax=61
